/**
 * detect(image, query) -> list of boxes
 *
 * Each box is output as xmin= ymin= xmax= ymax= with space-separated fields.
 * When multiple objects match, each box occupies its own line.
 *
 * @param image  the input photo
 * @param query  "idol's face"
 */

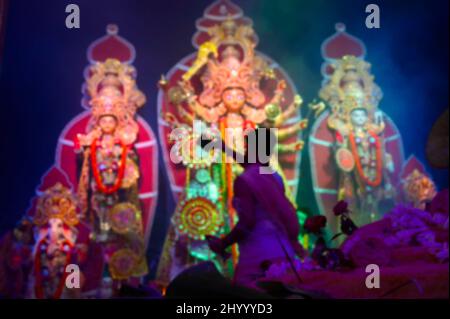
xmin=350 ymin=109 xmax=369 ymax=127
xmin=342 ymin=69 xmax=360 ymax=83
xmin=48 ymin=218 xmax=65 ymax=243
xmin=98 ymin=115 xmax=118 ymax=134
xmin=222 ymin=88 xmax=246 ymax=112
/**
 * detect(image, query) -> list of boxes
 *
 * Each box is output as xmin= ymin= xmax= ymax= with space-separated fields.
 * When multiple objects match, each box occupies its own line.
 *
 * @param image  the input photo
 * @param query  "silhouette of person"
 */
xmin=206 ymin=128 xmax=305 ymax=289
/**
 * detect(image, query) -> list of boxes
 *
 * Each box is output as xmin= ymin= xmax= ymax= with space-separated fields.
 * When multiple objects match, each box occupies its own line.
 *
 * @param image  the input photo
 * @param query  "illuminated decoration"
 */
xmin=174 ymin=197 xmax=223 ymax=240
xmin=156 ymin=0 xmax=305 ymax=286
xmin=399 ymin=155 xmax=437 ymax=209
xmin=296 ymin=209 xmax=310 ymax=249
xmin=309 ymin=23 xmax=405 ymax=235
xmin=109 ymin=248 xmax=141 ymax=280
xmin=108 ymin=202 xmax=142 ymax=235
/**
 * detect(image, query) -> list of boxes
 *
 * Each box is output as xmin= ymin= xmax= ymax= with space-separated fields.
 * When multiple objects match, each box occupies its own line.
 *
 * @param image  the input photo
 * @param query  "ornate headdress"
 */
xmin=197 ymin=19 xmax=268 ymax=108
xmin=33 ymin=183 xmax=79 ymax=227
xmin=87 ymin=58 xmax=145 ymax=117
xmin=83 ymin=58 xmax=145 ymax=144
xmin=320 ymin=55 xmax=382 ymax=118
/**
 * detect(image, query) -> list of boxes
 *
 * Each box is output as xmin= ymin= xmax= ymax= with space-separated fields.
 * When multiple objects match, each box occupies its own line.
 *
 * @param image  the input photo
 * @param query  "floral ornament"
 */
xmin=108 ymin=202 xmax=142 ymax=235
xmin=333 ymin=200 xmax=349 ymax=216
xmin=173 ymin=197 xmax=223 ymax=240
xmin=303 ymin=215 xmax=347 ymax=270
xmin=304 ymin=205 xmax=359 ymax=270
xmin=331 ymin=200 xmax=358 ymax=240
xmin=108 ymin=248 xmax=140 ymax=280
xmin=303 ymin=215 xmax=327 ymax=235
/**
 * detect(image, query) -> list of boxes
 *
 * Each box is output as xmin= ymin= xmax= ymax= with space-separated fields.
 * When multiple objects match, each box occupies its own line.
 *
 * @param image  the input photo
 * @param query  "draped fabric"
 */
xmin=237 ymin=165 xmax=300 ymax=242
xmin=232 ymin=165 xmax=298 ymax=288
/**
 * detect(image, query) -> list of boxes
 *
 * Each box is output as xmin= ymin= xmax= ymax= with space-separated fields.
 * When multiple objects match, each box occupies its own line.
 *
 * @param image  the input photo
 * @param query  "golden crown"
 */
xmin=320 ymin=55 xmax=382 ymax=116
xmin=34 ymin=183 xmax=79 ymax=227
xmin=196 ymin=20 xmax=268 ymax=108
xmin=87 ymin=58 xmax=145 ymax=120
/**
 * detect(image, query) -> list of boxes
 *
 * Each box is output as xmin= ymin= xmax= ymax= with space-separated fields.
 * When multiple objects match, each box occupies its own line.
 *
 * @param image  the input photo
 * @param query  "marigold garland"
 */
xmin=90 ymin=138 xmax=128 ymax=194
xmin=349 ymin=130 xmax=382 ymax=187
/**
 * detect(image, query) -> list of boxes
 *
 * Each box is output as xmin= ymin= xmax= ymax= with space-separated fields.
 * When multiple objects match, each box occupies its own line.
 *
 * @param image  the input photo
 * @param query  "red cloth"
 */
xmin=269 ymin=191 xmax=449 ymax=298
xmin=293 ymin=262 xmax=448 ymax=299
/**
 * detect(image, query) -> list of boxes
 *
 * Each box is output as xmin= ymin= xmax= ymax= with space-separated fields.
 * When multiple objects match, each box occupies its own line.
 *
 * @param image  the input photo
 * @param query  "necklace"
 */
xmin=34 ymin=239 xmax=73 ymax=299
xmin=90 ymin=137 xmax=128 ymax=194
xmin=349 ymin=130 xmax=382 ymax=187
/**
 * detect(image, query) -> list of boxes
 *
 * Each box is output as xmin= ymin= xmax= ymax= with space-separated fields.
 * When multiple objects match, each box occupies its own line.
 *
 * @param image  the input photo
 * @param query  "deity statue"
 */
xmin=46 ymin=25 xmax=158 ymax=284
xmin=27 ymin=183 xmax=88 ymax=299
xmin=156 ymin=0 xmax=306 ymax=286
xmin=0 ymin=218 xmax=34 ymax=298
xmin=309 ymin=24 xmax=404 ymax=234
xmin=1 ymin=25 xmax=157 ymax=297
xmin=320 ymin=55 xmax=395 ymax=224
xmin=75 ymin=58 xmax=149 ymax=281
xmin=165 ymin=19 xmax=306 ymax=190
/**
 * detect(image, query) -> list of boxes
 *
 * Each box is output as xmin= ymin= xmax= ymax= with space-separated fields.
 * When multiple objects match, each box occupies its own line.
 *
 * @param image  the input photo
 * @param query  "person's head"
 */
xmin=243 ymin=127 xmax=277 ymax=167
xmin=350 ymin=108 xmax=368 ymax=127
xmin=98 ymin=115 xmax=118 ymax=134
xmin=222 ymin=87 xmax=246 ymax=112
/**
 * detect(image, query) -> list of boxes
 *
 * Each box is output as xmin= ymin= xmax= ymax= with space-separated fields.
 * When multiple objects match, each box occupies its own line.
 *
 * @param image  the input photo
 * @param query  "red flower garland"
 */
xmin=34 ymin=239 xmax=73 ymax=299
xmin=90 ymin=138 xmax=128 ymax=194
xmin=349 ymin=130 xmax=382 ymax=187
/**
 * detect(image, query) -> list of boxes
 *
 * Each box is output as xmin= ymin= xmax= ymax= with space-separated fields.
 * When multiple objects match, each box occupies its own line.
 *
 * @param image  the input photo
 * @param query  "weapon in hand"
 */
xmin=182 ymin=41 xmax=218 ymax=82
